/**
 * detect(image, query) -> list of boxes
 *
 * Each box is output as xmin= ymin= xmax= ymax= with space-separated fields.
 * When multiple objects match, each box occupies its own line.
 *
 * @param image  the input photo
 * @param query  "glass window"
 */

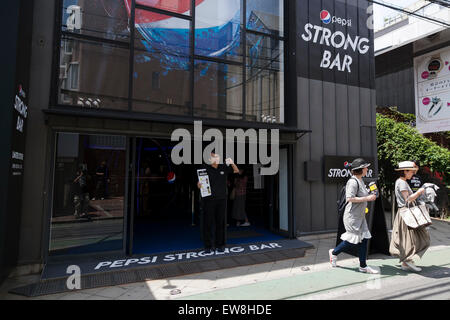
xmin=246 ymin=33 xmax=284 ymax=123
xmin=56 ymin=0 xmax=285 ymax=123
xmin=50 ymin=133 xmax=127 ymax=256
xmin=62 ymin=0 xmax=130 ymax=42
xmin=194 ymin=59 xmax=243 ymax=120
xmin=195 ymin=0 xmax=243 ymax=62
xmin=58 ymin=37 xmax=129 ymax=110
xmin=132 ymin=10 xmax=191 ymax=115
xmin=246 ymin=0 xmax=284 ymax=36
xmin=136 ymin=0 xmax=191 ymax=16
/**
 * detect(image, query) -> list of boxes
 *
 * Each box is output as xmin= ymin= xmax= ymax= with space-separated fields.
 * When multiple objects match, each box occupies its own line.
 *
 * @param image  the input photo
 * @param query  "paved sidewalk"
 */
xmin=1 ymin=219 xmax=449 ymax=300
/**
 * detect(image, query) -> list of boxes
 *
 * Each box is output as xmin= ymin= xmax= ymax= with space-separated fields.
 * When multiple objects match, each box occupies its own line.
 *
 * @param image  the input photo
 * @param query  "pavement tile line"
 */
xmin=177 ymin=248 xmax=450 ymax=300
xmin=6 ymin=247 xmax=310 ymax=298
xmin=2 ymin=220 xmax=449 ymax=300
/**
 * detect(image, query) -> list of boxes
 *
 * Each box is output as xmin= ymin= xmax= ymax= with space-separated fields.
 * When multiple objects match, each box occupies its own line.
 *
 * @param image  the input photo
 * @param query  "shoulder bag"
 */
xmin=399 ymin=201 xmax=432 ymax=229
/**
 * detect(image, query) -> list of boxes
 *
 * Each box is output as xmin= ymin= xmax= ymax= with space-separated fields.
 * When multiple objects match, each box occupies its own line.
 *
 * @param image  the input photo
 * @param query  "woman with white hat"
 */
xmin=389 ymin=161 xmax=430 ymax=272
xmin=329 ymin=158 xmax=379 ymax=274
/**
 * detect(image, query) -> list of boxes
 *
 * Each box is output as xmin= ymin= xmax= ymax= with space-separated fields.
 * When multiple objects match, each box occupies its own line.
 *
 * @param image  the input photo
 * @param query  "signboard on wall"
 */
xmin=297 ymin=0 xmax=375 ymax=89
xmin=414 ymin=47 xmax=450 ymax=133
xmin=324 ymin=156 xmax=376 ymax=183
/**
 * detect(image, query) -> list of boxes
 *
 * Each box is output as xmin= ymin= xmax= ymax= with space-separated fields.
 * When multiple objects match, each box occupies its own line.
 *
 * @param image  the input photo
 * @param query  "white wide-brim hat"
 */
xmin=395 ymin=161 xmax=418 ymax=171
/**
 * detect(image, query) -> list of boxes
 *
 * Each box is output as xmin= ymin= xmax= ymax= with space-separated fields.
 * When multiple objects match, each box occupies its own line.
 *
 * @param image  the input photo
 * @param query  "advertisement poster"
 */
xmin=197 ymin=169 xmax=211 ymax=198
xmin=415 ymin=47 xmax=450 ymax=133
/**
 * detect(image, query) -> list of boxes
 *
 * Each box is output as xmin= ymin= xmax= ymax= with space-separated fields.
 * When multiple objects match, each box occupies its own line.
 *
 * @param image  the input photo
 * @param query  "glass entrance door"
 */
xmin=267 ymin=145 xmax=292 ymax=237
xmin=49 ymin=133 xmax=128 ymax=256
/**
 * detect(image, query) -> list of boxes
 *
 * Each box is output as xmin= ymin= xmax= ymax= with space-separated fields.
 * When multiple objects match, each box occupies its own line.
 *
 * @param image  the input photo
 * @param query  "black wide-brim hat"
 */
xmin=351 ymin=158 xmax=371 ymax=170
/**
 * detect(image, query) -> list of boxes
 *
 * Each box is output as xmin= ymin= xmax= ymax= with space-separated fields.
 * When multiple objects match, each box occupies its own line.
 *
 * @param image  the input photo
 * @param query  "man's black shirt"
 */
xmin=202 ymin=164 xmax=234 ymax=200
xmin=408 ymin=174 xmax=422 ymax=192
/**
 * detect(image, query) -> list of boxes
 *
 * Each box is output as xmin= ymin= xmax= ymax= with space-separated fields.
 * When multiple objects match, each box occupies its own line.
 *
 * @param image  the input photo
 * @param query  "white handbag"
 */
xmin=399 ymin=201 xmax=432 ymax=229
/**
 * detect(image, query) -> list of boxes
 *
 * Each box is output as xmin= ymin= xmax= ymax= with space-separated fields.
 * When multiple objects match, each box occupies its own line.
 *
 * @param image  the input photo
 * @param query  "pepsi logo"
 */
xmin=167 ymin=172 xmax=176 ymax=184
xmin=320 ymin=10 xmax=331 ymax=24
xmin=344 ymin=161 xmax=350 ymax=168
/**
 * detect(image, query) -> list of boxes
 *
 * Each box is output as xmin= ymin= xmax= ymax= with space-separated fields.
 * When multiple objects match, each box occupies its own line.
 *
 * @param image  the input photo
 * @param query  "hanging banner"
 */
xmin=297 ymin=0 xmax=375 ymax=89
xmin=415 ymin=47 xmax=450 ymax=133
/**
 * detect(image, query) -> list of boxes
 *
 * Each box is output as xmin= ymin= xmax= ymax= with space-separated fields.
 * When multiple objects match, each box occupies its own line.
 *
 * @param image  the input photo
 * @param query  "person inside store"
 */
xmin=329 ymin=158 xmax=379 ymax=274
xmin=93 ymin=160 xmax=109 ymax=200
xmin=232 ymin=168 xmax=250 ymax=227
xmin=408 ymin=160 xmax=423 ymax=192
xmin=73 ymin=164 xmax=91 ymax=220
xmin=197 ymin=152 xmax=239 ymax=253
xmin=389 ymin=161 xmax=430 ymax=272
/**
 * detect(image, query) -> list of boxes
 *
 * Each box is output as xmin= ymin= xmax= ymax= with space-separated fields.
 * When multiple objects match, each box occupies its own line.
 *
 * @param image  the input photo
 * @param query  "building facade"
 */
xmin=375 ymin=0 xmax=450 ymax=116
xmin=1 ymin=0 xmax=377 ymax=280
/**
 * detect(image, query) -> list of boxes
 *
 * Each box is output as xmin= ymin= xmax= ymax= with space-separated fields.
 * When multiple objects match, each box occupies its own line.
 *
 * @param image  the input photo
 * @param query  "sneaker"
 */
xmin=329 ymin=249 xmax=337 ymax=267
xmin=241 ymin=222 xmax=251 ymax=227
xmin=403 ymin=261 xmax=422 ymax=272
xmin=359 ymin=266 xmax=380 ymax=274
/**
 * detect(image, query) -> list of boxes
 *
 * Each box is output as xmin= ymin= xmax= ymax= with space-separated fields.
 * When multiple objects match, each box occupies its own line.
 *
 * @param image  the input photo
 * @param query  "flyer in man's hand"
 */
xmin=197 ymin=169 xmax=212 ymax=198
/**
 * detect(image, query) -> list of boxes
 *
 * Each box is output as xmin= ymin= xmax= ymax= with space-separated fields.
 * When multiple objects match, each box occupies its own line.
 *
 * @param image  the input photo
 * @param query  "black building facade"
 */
xmin=1 ymin=0 xmax=377 ymax=280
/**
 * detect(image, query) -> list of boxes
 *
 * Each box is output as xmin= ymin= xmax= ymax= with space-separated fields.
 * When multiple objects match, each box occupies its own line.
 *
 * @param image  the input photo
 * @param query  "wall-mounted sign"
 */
xmin=297 ymin=0 xmax=375 ymax=89
xmin=324 ymin=156 xmax=375 ymax=183
xmin=11 ymin=85 xmax=28 ymax=177
xmin=414 ymin=47 xmax=450 ymax=133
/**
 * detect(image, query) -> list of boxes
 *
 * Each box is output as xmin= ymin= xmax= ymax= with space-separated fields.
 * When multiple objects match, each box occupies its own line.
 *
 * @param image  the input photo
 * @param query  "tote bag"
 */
xmin=399 ymin=202 xmax=432 ymax=229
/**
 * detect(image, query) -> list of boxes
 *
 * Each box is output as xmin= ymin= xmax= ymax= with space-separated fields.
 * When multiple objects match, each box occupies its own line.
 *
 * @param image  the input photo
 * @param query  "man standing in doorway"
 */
xmin=198 ymin=152 xmax=239 ymax=253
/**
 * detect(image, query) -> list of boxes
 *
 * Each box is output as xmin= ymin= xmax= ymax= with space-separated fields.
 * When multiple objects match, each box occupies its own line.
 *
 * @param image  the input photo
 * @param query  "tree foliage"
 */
xmin=376 ymin=113 xmax=450 ymax=195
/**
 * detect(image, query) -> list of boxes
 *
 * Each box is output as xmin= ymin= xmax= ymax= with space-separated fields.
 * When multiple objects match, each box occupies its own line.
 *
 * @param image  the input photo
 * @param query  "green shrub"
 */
xmin=376 ymin=113 xmax=450 ymax=195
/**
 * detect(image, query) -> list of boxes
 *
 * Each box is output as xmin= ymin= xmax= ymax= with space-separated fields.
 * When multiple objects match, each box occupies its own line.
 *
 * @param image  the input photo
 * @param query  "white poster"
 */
xmin=197 ymin=169 xmax=212 ymax=198
xmin=414 ymin=47 xmax=450 ymax=133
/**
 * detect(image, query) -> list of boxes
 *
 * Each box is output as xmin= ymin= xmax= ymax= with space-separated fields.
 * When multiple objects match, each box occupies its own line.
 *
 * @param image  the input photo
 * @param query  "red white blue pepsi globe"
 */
xmin=320 ymin=10 xmax=331 ymax=24
xmin=124 ymin=0 xmax=241 ymax=63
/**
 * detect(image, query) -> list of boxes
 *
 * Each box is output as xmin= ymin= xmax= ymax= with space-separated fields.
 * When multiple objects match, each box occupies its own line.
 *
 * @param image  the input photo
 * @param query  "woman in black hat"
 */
xmin=329 ymin=158 xmax=379 ymax=274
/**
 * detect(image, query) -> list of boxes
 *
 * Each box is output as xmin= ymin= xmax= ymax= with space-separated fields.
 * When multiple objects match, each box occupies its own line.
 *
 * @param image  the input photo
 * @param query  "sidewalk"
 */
xmin=1 ymin=219 xmax=449 ymax=300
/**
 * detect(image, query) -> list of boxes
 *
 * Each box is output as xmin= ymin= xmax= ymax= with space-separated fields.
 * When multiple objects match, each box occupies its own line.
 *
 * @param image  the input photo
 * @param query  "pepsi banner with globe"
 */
xmin=296 ymin=0 xmax=375 ymax=89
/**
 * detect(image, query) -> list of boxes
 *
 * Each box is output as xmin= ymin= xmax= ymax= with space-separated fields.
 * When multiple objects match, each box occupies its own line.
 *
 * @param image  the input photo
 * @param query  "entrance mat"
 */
xmin=227 ymin=230 xmax=264 ymax=239
xmin=9 ymin=239 xmax=313 ymax=297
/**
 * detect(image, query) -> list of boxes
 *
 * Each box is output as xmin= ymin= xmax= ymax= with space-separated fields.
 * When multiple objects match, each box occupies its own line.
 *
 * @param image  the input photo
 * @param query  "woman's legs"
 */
xmin=332 ymin=239 xmax=368 ymax=268
xmin=358 ymin=238 xmax=368 ymax=268
xmin=332 ymin=240 xmax=354 ymax=256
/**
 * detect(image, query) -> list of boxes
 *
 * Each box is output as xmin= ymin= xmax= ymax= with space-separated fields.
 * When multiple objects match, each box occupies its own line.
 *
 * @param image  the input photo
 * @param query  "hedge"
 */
xmin=376 ymin=113 xmax=450 ymax=194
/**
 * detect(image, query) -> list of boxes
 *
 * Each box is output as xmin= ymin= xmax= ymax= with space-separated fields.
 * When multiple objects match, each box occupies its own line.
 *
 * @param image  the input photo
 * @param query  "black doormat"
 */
xmin=227 ymin=230 xmax=263 ymax=238
xmin=9 ymin=239 xmax=313 ymax=297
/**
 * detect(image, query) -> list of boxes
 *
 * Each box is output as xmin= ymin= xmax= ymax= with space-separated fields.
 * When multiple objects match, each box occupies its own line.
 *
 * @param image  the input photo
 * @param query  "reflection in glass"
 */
xmin=246 ymin=34 xmax=284 ymax=123
xmin=58 ymin=37 xmax=129 ymax=110
xmin=50 ymin=133 xmax=126 ymax=255
xmin=134 ymin=0 xmax=192 ymax=15
xmin=195 ymin=0 xmax=243 ymax=62
xmin=246 ymin=0 xmax=284 ymax=36
xmin=194 ymin=60 xmax=243 ymax=120
xmin=132 ymin=10 xmax=191 ymax=115
xmin=62 ymin=0 xmax=130 ymax=42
